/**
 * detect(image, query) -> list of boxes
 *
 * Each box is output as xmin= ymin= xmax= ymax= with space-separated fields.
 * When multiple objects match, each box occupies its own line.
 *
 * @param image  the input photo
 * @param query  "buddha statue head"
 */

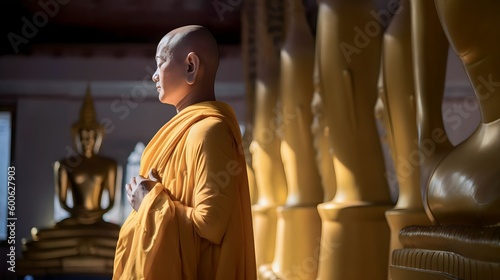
xmin=71 ymin=86 xmax=105 ymax=158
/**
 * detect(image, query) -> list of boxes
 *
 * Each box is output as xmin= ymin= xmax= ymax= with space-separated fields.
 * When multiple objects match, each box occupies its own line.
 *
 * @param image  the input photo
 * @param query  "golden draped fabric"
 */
xmin=113 ymin=101 xmax=257 ymax=280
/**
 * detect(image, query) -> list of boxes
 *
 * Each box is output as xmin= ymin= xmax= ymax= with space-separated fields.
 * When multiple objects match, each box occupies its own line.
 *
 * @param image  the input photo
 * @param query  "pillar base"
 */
xmin=316 ymin=202 xmax=392 ymax=280
xmin=260 ymin=205 xmax=322 ymax=280
xmin=253 ymin=204 xmax=279 ymax=267
xmin=386 ymin=208 xmax=432 ymax=251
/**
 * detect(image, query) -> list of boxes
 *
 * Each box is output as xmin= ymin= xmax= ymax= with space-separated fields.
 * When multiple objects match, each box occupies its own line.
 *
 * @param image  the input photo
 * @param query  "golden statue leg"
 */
xmin=251 ymin=0 xmax=288 ymax=269
xmin=260 ymin=1 xmax=325 ymax=279
xmin=379 ymin=1 xmax=432 ymax=274
xmin=315 ymin=0 xmax=394 ymax=279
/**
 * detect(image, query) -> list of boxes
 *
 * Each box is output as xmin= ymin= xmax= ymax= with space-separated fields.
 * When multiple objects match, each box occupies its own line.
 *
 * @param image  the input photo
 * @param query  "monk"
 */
xmin=113 ymin=25 xmax=257 ymax=279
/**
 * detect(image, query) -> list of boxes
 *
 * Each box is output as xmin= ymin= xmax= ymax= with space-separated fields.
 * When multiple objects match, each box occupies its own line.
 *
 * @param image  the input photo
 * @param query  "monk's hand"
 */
xmin=149 ymin=168 xmax=177 ymax=201
xmin=126 ymin=171 xmax=158 ymax=212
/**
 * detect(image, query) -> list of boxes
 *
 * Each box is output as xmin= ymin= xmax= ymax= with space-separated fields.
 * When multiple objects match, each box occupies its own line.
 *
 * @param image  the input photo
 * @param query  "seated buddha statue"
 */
xmin=19 ymin=88 xmax=121 ymax=276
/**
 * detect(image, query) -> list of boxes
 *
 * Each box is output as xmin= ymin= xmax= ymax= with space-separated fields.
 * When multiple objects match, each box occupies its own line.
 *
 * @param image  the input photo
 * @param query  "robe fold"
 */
xmin=113 ymin=101 xmax=257 ymax=280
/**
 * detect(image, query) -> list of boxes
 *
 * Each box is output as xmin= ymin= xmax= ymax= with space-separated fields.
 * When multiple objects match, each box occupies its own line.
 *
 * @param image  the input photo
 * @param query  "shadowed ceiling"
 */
xmin=1 ymin=0 xmax=247 ymax=55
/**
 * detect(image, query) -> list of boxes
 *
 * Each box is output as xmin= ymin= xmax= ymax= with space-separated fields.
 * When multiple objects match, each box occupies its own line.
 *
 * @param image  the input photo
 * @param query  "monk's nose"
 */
xmin=152 ymin=71 xmax=159 ymax=82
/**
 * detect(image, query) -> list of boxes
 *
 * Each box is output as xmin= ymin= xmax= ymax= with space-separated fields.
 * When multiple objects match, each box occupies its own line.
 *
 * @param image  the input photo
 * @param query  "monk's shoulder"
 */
xmin=187 ymin=117 xmax=233 ymax=144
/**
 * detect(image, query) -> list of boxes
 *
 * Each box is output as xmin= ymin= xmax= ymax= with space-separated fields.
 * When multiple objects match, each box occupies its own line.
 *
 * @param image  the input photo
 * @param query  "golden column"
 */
xmin=315 ymin=0 xmax=394 ymax=279
xmin=241 ymin=0 xmax=258 ymax=204
xmin=379 ymin=0 xmax=432 ymax=270
xmin=264 ymin=0 xmax=324 ymax=278
xmin=251 ymin=0 xmax=288 ymax=270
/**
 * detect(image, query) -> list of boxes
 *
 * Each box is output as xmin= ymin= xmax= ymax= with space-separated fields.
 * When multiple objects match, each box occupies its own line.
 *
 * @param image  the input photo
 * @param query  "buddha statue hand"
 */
xmin=126 ymin=169 xmax=160 ymax=212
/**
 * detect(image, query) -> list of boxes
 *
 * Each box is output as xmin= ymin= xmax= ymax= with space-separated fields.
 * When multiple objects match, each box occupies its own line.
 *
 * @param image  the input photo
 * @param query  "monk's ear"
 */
xmin=185 ymin=52 xmax=199 ymax=85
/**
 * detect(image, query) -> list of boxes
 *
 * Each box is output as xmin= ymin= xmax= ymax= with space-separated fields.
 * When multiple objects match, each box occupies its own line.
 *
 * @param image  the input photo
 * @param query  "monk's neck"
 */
xmin=176 ymin=87 xmax=216 ymax=112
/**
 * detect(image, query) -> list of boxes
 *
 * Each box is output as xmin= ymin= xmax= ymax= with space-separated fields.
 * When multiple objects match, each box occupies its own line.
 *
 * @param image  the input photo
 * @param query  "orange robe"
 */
xmin=113 ymin=101 xmax=257 ymax=279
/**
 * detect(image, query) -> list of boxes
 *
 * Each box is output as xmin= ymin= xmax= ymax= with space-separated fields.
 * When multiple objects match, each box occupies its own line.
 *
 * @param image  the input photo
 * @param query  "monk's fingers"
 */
xmin=148 ymin=168 xmax=160 ymax=182
xmin=130 ymin=176 xmax=137 ymax=186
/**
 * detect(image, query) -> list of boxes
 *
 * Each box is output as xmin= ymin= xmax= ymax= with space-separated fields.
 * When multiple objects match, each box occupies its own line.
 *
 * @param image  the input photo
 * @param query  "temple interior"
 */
xmin=0 ymin=0 xmax=499 ymax=279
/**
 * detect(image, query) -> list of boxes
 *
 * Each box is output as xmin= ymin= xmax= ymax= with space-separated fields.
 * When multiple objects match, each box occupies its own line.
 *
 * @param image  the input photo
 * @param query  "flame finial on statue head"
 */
xmin=73 ymin=83 xmax=104 ymax=132
xmin=71 ymin=83 xmax=105 ymax=155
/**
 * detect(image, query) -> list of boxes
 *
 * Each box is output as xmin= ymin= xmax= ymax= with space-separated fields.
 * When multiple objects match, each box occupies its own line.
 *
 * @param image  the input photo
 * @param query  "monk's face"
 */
xmin=152 ymin=37 xmax=187 ymax=105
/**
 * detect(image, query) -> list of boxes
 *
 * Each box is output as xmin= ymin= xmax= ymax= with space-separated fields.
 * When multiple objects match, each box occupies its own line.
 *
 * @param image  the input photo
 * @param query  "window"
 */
xmin=0 ymin=109 xmax=13 ymax=240
xmin=120 ymin=142 xmax=145 ymax=223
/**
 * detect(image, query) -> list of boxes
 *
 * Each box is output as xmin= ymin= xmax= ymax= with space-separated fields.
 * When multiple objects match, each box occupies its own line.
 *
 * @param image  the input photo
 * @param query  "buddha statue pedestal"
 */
xmin=317 ymin=203 xmax=392 ymax=280
xmin=18 ymin=220 xmax=119 ymax=275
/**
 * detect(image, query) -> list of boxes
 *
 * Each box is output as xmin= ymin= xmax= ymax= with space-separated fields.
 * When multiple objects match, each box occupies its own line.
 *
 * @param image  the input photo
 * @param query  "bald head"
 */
xmin=158 ymin=25 xmax=219 ymax=81
xmin=153 ymin=25 xmax=220 ymax=110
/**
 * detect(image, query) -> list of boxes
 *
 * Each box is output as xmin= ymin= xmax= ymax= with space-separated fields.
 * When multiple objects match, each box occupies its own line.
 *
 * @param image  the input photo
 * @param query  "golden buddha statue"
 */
xmin=55 ymin=92 xmax=119 ymax=226
xmin=19 ymin=87 xmax=121 ymax=276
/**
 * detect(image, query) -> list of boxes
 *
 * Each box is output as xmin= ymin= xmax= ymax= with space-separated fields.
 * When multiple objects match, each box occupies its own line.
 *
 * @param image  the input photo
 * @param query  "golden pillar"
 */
xmin=409 ymin=0 xmax=452 ymax=215
xmin=378 ymin=0 xmax=432 ymax=270
xmin=311 ymin=20 xmax=337 ymax=203
xmin=315 ymin=0 xmax=394 ymax=279
xmin=263 ymin=0 xmax=324 ymax=279
xmin=242 ymin=0 xmax=258 ymax=204
xmin=251 ymin=0 xmax=288 ymax=270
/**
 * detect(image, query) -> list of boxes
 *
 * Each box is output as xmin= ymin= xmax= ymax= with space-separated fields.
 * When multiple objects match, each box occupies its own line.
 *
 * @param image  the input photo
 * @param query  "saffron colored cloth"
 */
xmin=113 ymin=101 xmax=257 ymax=280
